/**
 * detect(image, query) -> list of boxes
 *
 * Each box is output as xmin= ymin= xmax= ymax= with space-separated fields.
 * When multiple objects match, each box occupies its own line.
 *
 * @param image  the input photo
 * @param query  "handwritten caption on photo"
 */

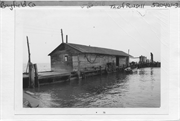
xmin=0 ymin=1 xmax=35 ymax=10
xmin=109 ymin=2 xmax=180 ymax=9
xmin=0 ymin=1 xmax=180 ymax=10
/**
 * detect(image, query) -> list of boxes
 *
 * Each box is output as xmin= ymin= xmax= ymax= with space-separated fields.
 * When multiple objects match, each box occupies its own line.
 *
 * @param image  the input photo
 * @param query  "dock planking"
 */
xmin=38 ymin=71 xmax=70 ymax=79
xmin=23 ymin=71 xmax=70 ymax=78
xmin=23 ymin=71 xmax=71 ymax=88
xmin=23 ymin=62 xmax=160 ymax=88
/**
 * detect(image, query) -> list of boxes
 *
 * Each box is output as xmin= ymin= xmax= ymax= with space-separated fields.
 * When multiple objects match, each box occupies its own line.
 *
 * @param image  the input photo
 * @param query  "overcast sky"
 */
xmin=17 ymin=7 xmax=168 ymax=64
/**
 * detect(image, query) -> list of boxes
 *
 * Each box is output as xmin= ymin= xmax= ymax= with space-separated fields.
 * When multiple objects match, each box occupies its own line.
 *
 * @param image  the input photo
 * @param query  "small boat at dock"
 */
xmin=124 ymin=67 xmax=138 ymax=74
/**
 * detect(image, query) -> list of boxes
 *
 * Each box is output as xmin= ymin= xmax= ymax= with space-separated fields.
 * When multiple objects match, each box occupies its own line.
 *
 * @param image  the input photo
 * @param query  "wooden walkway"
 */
xmin=23 ymin=71 xmax=71 ymax=78
xmin=23 ymin=62 xmax=161 ymax=88
xmin=23 ymin=71 xmax=71 ymax=88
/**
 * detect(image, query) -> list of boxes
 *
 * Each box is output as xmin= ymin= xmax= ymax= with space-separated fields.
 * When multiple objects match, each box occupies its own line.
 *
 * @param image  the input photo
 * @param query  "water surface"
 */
xmin=25 ymin=67 xmax=160 ymax=108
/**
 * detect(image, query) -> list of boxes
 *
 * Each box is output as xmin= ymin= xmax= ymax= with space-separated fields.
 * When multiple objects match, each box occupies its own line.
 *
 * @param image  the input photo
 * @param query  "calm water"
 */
xmin=26 ymin=67 xmax=160 ymax=108
xmin=23 ymin=63 xmax=51 ymax=72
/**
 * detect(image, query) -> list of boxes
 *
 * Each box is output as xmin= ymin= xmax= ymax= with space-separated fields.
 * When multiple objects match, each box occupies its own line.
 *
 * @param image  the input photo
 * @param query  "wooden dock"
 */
xmin=23 ymin=71 xmax=71 ymax=88
xmin=23 ymin=33 xmax=161 ymax=89
xmin=23 ymin=62 xmax=161 ymax=88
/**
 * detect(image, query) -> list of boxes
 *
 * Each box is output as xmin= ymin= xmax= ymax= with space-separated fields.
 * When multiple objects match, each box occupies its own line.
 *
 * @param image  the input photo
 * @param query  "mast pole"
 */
xmin=61 ymin=29 xmax=64 ymax=43
xmin=26 ymin=36 xmax=33 ymax=88
xmin=27 ymin=36 xmax=31 ymax=63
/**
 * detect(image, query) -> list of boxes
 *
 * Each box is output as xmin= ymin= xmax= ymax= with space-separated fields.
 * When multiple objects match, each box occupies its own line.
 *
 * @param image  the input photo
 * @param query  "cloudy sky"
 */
xmin=16 ymin=7 xmax=168 ymax=64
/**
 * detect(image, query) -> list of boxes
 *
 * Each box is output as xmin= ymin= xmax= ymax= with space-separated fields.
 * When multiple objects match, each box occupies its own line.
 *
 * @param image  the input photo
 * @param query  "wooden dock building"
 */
xmin=23 ymin=41 xmax=160 ymax=88
xmin=23 ymin=31 xmax=160 ymax=89
xmin=48 ymin=42 xmax=132 ymax=74
xmin=23 ymin=33 xmax=133 ymax=88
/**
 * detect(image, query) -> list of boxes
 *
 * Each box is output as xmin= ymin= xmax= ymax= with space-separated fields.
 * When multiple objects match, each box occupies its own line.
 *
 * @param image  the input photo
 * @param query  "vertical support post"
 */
xmin=150 ymin=52 xmax=153 ymax=63
xmin=34 ymin=64 xmax=39 ymax=88
xmin=126 ymin=56 xmax=129 ymax=67
xmin=27 ymin=36 xmax=34 ymax=88
xmin=29 ymin=63 xmax=35 ymax=88
xmin=66 ymin=35 xmax=68 ymax=43
xmin=99 ymin=66 xmax=102 ymax=75
xmin=128 ymin=49 xmax=130 ymax=67
xmin=28 ymin=63 xmax=32 ymax=88
xmin=77 ymin=54 xmax=80 ymax=79
xmin=27 ymin=36 xmax=31 ymax=63
xmin=61 ymin=29 xmax=64 ymax=43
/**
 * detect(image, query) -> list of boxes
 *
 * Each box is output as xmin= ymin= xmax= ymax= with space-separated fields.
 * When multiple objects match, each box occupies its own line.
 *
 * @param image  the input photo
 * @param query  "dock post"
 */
xmin=34 ymin=64 xmax=39 ymax=88
xmin=81 ymin=72 xmax=85 ymax=79
xmin=100 ymin=66 xmax=102 ymax=75
xmin=28 ymin=62 xmax=35 ymax=88
xmin=77 ymin=54 xmax=81 ymax=79
xmin=77 ymin=71 xmax=80 ymax=79
xmin=28 ymin=62 xmax=32 ymax=88
xmin=26 ymin=36 xmax=35 ymax=88
xmin=61 ymin=29 xmax=64 ymax=43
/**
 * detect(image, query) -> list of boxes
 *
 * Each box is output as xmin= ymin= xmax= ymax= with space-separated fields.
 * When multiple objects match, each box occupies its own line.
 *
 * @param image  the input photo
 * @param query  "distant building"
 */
xmin=129 ymin=58 xmax=139 ymax=63
xmin=48 ymin=43 xmax=132 ymax=72
xmin=139 ymin=55 xmax=147 ymax=63
xmin=146 ymin=59 xmax=150 ymax=63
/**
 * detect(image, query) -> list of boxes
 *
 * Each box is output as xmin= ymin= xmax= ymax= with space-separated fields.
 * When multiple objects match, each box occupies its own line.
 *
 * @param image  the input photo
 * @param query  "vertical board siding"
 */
xmin=50 ymin=44 xmax=81 ymax=72
xmin=72 ymin=54 xmax=117 ymax=71
xmin=119 ymin=57 xmax=127 ymax=66
xmin=50 ymin=43 xmax=128 ymax=72
xmin=51 ymin=50 xmax=73 ymax=72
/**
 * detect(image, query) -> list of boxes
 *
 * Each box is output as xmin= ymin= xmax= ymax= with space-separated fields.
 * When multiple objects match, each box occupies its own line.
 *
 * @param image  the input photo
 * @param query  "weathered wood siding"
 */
xmin=119 ymin=57 xmax=127 ymax=66
xmin=50 ymin=44 xmax=80 ymax=72
xmin=51 ymin=50 xmax=73 ymax=72
xmin=72 ymin=54 xmax=116 ymax=71
xmin=50 ymin=43 xmax=128 ymax=72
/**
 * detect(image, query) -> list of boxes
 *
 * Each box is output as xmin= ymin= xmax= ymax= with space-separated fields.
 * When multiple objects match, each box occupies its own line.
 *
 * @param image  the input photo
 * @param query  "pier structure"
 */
xmin=47 ymin=29 xmax=132 ymax=81
xmin=23 ymin=60 xmax=160 ymax=88
xmin=23 ymin=30 xmax=132 ymax=88
xmin=23 ymin=30 xmax=160 ymax=88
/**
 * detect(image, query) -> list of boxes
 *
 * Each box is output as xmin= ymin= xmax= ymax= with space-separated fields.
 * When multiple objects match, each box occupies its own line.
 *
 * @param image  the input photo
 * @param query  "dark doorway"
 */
xmin=116 ymin=57 xmax=119 ymax=66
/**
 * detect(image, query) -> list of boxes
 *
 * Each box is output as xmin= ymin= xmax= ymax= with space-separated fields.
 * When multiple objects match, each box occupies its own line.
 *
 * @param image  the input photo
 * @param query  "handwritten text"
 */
xmin=151 ymin=2 xmax=180 ymax=8
xmin=0 ymin=1 xmax=36 ymax=10
xmin=110 ymin=2 xmax=180 ymax=9
xmin=110 ymin=3 xmax=145 ymax=9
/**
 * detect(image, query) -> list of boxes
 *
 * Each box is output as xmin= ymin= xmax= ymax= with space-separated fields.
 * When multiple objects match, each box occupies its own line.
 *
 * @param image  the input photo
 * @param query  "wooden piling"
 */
xmin=28 ymin=62 xmax=35 ymax=88
xmin=150 ymin=52 xmax=153 ymax=63
xmin=28 ymin=63 xmax=32 ymax=88
xmin=27 ymin=36 xmax=31 ymax=63
xmin=82 ymin=72 xmax=86 ymax=79
xmin=26 ymin=36 xmax=34 ymax=88
xmin=66 ymin=35 xmax=68 ymax=43
xmin=99 ymin=66 xmax=102 ymax=75
xmin=61 ymin=29 xmax=64 ymax=43
xmin=34 ymin=64 xmax=39 ymax=88
xmin=77 ymin=54 xmax=81 ymax=79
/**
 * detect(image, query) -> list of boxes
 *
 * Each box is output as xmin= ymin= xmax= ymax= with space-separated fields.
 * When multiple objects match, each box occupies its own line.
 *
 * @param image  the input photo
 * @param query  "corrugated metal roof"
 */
xmin=49 ymin=43 xmax=133 ymax=57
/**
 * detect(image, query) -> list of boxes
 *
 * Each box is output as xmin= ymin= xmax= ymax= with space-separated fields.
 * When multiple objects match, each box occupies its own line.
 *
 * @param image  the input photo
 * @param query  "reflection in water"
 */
xmin=151 ymin=68 xmax=153 ymax=75
xmin=26 ymin=68 xmax=160 ymax=108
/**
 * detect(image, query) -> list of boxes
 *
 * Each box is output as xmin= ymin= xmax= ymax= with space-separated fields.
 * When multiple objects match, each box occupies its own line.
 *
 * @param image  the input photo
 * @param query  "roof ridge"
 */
xmin=49 ymin=42 xmax=133 ymax=57
xmin=67 ymin=43 xmax=124 ymax=52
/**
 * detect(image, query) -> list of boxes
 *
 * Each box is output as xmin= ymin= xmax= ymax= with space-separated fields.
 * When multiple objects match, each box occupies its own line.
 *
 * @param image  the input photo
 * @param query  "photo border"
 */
xmin=1 ymin=0 xmax=179 ymax=120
